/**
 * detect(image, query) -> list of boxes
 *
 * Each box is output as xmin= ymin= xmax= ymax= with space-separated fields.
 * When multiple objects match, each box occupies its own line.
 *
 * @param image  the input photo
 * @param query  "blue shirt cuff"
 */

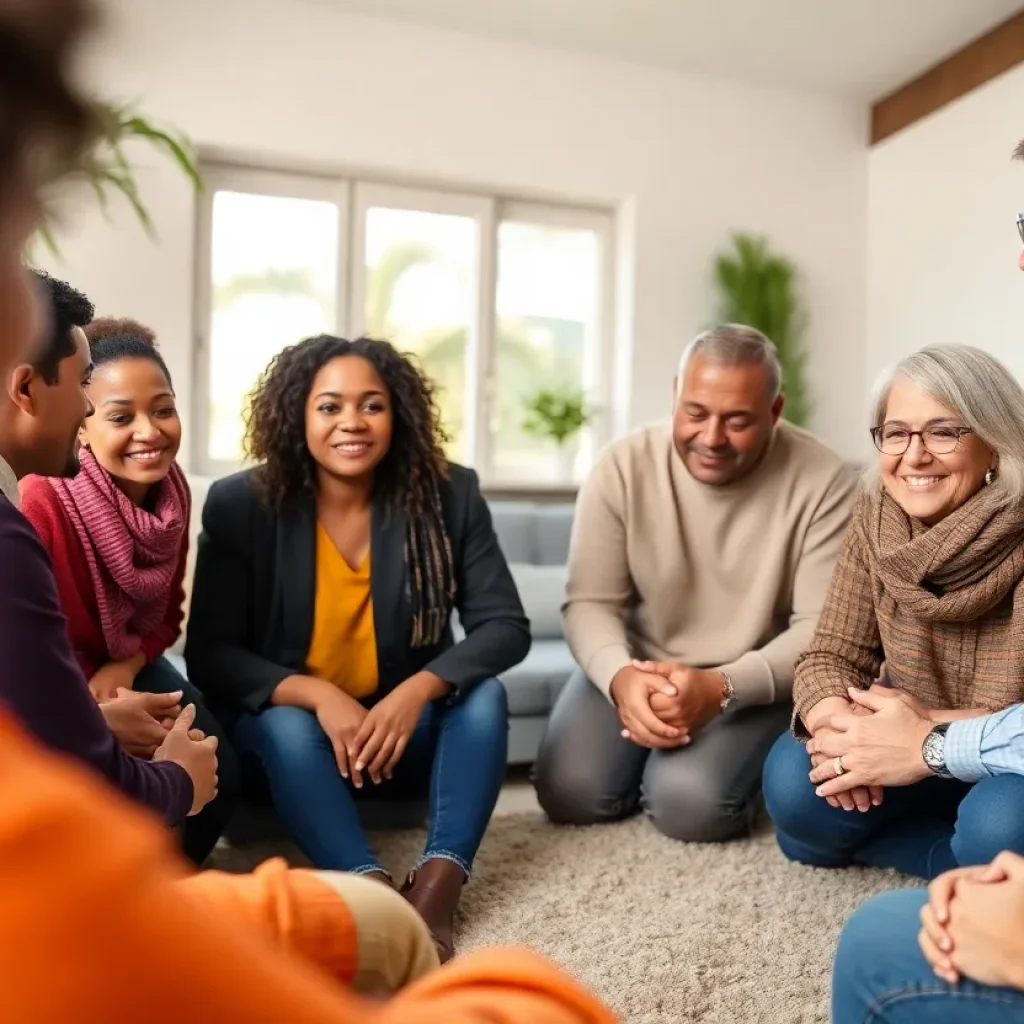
xmin=945 ymin=717 xmax=991 ymax=783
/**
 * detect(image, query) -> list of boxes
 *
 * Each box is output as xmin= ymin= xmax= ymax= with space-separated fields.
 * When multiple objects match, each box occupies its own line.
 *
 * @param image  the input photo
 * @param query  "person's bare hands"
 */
xmin=877 ymin=683 xmax=932 ymax=719
xmin=153 ymin=704 xmax=219 ymax=816
xmin=99 ymin=687 xmax=180 ymax=758
xmin=633 ymin=660 xmax=726 ymax=735
xmin=88 ymin=659 xmax=141 ymax=702
xmin=350 ymin=675 xmax=440 ymax=785
xmin=918 ymin=864 xmax=997 ymax=983
xmin=807 ymin=686 xmax=932 ymax=800
xmin=609 ymin=666 xmax=689 ymax=749
xmin=804 ymin=697 xmax=882 ymax=812
xmin=314 ymin=687 xmax=370 ymax=787
xmin=922 ymin=852 xmax=1024 ymax=989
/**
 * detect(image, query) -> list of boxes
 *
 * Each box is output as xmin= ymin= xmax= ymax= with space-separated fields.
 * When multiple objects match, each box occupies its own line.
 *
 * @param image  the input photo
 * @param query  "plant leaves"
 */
xmin=711 ymin=231 xmax=811 ymax=426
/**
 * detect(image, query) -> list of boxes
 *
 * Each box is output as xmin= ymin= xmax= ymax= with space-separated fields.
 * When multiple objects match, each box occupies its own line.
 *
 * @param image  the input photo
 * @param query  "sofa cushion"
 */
xmin=499 ymin=639 xmax=576 ymax=716
xmin=533 ymin=505 xmax=574 ymax=566
xmin=488 ymin=504 xmax=536 ymax=563
xmin=508 ymin=562 xmax=566 ymax=639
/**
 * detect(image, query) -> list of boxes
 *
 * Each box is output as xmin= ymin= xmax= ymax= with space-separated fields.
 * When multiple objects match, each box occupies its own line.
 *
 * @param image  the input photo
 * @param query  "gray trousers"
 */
xmin=532 ymin=668 xmax=791 ymax=843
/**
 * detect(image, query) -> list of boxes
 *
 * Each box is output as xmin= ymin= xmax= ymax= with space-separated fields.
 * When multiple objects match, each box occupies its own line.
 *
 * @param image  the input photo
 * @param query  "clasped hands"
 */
xmin=918 ymin=851 xmax=1024 ymax=991
xmin=314 ymin=673 xmax=447 ymax=787
xmin=803 ymin=684 xmax=935 ymax=813
xmin=609 ymin=659 xmax=726 ymax=749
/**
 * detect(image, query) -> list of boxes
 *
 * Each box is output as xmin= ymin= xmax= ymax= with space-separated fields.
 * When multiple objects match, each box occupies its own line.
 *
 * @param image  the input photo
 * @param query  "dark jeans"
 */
xmin=232 ymin=677 xmax=508 ymax=876
xmin=833 ymin=889 xmax=1024 ymax=1023
xmin=764 ymin=731 xmax=1024 ymax=879
xmin=134 ymin=656 xmax=240 ymax=866
xmin=532 ymin=668 xmax=791 ymax=842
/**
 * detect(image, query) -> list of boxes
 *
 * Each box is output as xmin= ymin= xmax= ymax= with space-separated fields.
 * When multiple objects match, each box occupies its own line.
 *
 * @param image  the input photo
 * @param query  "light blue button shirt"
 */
xmin=945 ymin=705 xmax=1024 ymax=782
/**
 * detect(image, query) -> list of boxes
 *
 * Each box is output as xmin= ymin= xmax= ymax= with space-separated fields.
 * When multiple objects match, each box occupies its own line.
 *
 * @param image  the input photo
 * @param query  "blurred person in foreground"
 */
xmin=0 ymin=1 xmax=616 ymax=1020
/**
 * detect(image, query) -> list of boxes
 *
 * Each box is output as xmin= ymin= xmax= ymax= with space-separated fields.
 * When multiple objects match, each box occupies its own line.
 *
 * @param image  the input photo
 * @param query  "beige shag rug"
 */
xmin=212 ymin=814 xmax=921 ymax=1023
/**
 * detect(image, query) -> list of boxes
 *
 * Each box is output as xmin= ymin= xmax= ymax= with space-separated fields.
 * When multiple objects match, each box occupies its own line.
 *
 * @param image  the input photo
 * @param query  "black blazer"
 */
xmin=184 ymin=465 xmax=530 ymax=714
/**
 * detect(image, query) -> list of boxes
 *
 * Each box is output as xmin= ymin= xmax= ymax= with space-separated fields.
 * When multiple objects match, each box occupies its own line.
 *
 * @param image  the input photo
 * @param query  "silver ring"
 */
xmin=833 ymin=756 xmax=846 ymax=777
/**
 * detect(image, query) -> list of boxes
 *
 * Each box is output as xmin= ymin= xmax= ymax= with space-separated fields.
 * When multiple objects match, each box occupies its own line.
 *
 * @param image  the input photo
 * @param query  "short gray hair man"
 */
xmin=678 ymin=324 xmax=783 ymax=400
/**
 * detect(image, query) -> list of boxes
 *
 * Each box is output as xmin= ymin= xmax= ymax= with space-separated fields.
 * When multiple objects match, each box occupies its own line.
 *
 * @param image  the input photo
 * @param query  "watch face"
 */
xmin=923 ymin=732 xmax=945 ymax=772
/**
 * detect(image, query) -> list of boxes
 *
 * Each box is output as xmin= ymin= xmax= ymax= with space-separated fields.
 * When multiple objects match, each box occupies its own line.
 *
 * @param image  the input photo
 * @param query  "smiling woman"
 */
xmin=763 ymin=343 xmax=1024 ymax=883
xmin=185 ymin=334 xmax=531 ymax=962
xmin=19 ymin=314 xmax=240 ymax=865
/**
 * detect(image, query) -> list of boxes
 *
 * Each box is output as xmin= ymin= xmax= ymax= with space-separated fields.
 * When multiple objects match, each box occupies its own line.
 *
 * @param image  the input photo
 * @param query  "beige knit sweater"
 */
xmin=563 ymin=421 xmax=857 ymax=705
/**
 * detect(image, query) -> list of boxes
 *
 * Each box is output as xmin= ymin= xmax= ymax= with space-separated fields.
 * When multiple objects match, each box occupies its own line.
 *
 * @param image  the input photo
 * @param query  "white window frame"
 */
xmin=349 ymin=182 xmax=496 ymax=472
xmin=193 ymin=162 xmax=615 ymax=487
xmin=192 ymin=166 xmax=350 ymax=478
xmin=491 ymin=200 xmax=615 ymax=484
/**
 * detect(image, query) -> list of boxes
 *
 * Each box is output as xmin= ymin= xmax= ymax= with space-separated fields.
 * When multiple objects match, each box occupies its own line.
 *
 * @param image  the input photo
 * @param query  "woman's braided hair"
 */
xmin=246 ymin=335 xmax=456 ymax=647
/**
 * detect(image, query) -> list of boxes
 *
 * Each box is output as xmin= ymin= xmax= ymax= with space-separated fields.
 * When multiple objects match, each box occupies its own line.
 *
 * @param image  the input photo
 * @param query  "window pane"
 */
xmin=362 ymin=207 xmax=476 ymax=463
xmin=492 ymin=221 xmax=601 ymax=483
xmin=207 ymin=191 xmax=338 ymax=463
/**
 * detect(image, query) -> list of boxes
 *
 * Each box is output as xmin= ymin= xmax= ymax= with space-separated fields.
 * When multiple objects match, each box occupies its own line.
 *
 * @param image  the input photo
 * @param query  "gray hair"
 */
xmin=868 ymin=344 xmax=1024 ymax=507
xmin=678 ymin=324 xmax=782 ymax=400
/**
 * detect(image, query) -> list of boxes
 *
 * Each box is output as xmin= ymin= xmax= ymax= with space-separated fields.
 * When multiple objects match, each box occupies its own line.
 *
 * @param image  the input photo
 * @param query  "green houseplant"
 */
xmin=38 ymin=100 xmax=201 ymax=253
xmin=522 ymin=386 xmax=590 ymax=481
xmin=712 ymin=232 xmax=810 ymax=426
xmin=523 ymin=386 xmax=589 ymax=446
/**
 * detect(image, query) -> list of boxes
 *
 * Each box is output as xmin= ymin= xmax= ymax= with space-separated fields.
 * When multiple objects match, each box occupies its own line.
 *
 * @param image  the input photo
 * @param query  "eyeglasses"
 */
xmin=1017 ymin=213 xmax=1024 ymax=243
xmin=870 ymin=425 xmax=974 ymax=456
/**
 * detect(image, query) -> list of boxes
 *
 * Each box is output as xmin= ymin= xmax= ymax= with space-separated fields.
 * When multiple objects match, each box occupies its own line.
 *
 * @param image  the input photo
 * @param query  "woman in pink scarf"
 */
xmin=20 ymin=318 xmax=238 ymax=864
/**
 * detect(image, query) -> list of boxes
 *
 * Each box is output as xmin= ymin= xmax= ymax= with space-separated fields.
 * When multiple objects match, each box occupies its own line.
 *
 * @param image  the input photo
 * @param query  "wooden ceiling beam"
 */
xmin=871 ymin=8 xmax=1024 ymax=145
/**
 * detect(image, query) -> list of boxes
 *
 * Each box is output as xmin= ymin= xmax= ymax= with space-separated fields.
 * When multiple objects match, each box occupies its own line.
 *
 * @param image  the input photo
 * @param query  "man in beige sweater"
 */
xmin=532 ymin=324 xmax=857 ymax=842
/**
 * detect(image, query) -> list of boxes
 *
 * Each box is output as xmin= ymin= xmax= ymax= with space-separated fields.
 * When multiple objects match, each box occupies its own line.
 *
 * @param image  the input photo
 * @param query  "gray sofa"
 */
xmin=486 ymin=501 xmax=576 ymax=764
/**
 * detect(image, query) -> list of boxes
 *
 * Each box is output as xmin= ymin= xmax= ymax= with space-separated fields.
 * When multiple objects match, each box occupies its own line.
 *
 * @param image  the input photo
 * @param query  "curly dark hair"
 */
xmin=30 ymin=269 xmax=93 ymax=383
xmin=246 ymin=335 xmax=456 ymax=647
xmin=84 ymin=316 xmax=173 ymax=389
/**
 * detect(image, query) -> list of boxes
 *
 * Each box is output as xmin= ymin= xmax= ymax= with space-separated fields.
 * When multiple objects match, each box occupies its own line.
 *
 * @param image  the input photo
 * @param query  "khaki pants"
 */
xmin=176 ymin=859 xmax=439 ymax=996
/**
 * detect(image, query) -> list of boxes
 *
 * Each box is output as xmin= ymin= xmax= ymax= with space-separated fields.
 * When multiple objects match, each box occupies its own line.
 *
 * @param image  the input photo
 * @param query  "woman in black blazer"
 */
xmin=185 ymin=335 xmax=530 ymax=961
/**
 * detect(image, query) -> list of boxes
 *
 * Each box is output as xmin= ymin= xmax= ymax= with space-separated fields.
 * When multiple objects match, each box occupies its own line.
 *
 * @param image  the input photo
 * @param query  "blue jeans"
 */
xmin=833 ymin=889 xmax=1024 ymax=1022
xmin=233 ymin=677 xmax=508 ymax=876
xmin=134 ymin=656 xmax=240 ymax=866
xmin=764 ymin=732 xmax=1024 ymax=880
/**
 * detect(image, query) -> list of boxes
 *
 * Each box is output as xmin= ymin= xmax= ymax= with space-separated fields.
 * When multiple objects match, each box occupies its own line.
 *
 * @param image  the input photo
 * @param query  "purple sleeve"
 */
xmin=0 ymin=501 xmax=192 ymax=824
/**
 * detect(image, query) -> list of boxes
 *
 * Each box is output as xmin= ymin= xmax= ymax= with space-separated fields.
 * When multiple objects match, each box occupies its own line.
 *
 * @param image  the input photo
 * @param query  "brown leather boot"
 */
xmin=400 ymin=858 xmax=466 ymax=963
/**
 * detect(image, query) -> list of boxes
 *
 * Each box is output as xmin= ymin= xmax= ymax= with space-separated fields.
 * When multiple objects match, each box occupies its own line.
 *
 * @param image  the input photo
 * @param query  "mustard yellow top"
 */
xmin=305 ymin=523 xmax=378 ymax=699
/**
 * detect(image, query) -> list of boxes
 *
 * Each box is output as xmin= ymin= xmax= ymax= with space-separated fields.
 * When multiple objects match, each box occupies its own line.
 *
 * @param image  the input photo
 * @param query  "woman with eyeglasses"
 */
xmin=763 ymin=343 xmax=1024 ymax=879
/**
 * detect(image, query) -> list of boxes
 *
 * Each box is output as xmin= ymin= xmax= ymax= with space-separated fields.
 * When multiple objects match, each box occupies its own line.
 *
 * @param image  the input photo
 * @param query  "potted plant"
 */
xmin=38 ymin=100 xmax=201 ymax=254
xmin=712 ymin=232 xmax=810 ymax=426
xmin=522 ymin=386 xmax=590 ymax=482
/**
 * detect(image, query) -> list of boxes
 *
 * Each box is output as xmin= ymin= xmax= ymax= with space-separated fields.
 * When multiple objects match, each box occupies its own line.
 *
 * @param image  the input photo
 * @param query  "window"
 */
xmin=194 ymin=166 xmax=613 ymax=485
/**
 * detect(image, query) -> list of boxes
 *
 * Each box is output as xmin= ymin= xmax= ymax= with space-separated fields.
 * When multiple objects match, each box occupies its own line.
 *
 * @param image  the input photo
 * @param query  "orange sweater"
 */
xmin=0 ymin=708 xmax=616 ymax=1024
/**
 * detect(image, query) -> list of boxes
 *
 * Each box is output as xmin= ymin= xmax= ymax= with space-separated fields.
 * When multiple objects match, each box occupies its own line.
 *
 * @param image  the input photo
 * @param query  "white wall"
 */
xmin=867 ymin=63 xmax=1024 ymax=447
xmin=50 ymin=0 xmax=869 ymax=468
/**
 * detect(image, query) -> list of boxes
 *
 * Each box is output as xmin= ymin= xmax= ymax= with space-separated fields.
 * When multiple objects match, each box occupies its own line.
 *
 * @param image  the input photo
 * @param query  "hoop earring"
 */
xmin=985 ymin=468 xmax=996 ymax=486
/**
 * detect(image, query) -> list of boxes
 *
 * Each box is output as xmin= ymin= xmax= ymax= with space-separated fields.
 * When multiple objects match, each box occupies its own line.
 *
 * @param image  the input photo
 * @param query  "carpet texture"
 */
xmin=212 ymin=814 xmax=921 ymax=1023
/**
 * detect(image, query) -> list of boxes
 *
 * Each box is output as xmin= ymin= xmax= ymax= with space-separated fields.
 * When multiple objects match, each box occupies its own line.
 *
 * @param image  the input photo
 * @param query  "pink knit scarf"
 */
xmin=50 ymin=449 xmax=190 ymax=661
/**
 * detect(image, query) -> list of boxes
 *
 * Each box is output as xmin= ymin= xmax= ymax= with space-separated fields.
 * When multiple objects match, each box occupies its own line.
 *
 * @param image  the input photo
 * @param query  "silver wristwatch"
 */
xmin=922 ymin=723 xmax=954 ymax=779
xmin=718 ymin=671 xmax=736 ymax=713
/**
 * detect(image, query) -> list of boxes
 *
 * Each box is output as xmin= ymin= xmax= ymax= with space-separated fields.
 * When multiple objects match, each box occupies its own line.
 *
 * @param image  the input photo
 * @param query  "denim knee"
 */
xmin=763 ymin=733 xmax=817 ymax=833
xmin=450 ymin=677 xmax=508 ymax=736
xmin=952 ymin=775 xmax=1024 ymax=866
xmin=832 ymin=890 xmax=930 ymax=1022
xmin=239 ymin=706 xmax=326 ymax=768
